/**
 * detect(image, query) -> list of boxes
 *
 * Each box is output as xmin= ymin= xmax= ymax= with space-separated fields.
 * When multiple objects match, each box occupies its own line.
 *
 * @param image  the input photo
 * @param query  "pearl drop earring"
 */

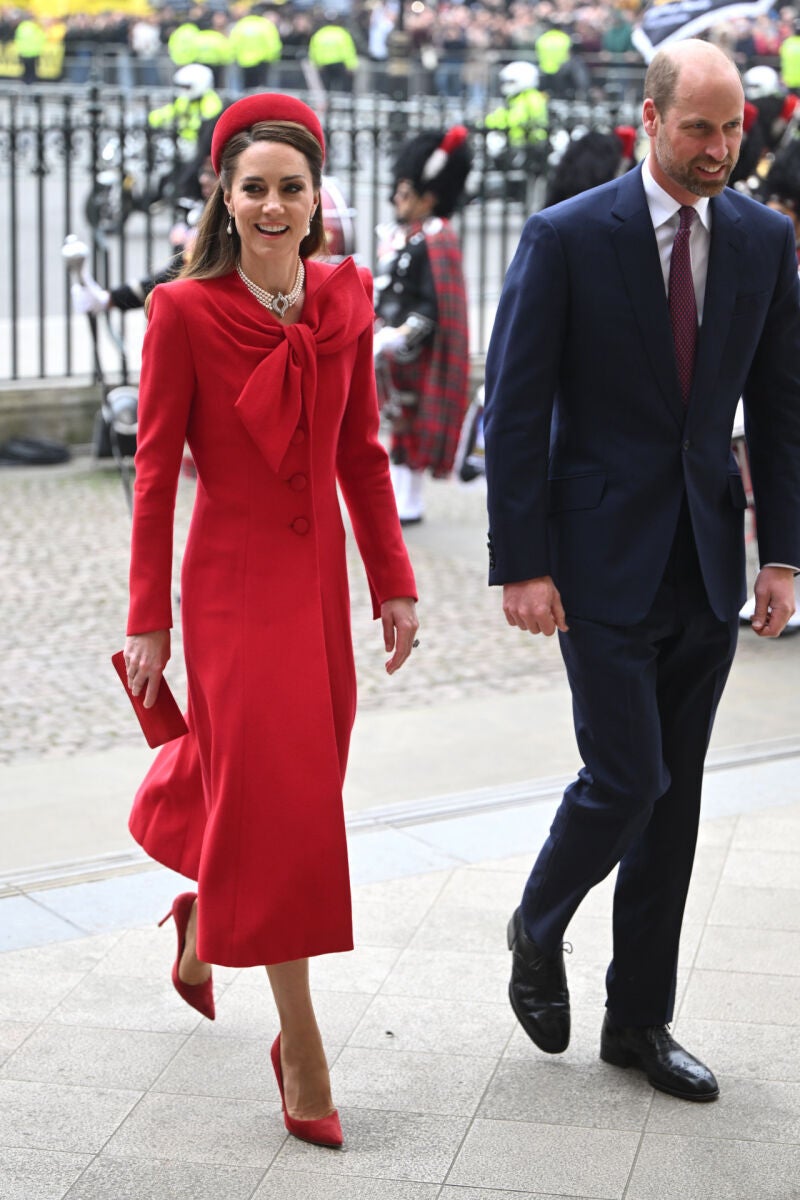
xmin=227 ymin=211 xmax=233 ymax=236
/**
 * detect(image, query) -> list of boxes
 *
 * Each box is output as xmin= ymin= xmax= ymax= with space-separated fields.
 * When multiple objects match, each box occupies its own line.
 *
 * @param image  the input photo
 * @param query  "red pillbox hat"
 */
xmin=211 ymin=93 xmax=325 ymax=174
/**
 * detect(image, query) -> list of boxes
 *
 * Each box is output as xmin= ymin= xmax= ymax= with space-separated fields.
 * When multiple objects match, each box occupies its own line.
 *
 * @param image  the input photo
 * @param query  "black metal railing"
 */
xmin=0 ymin=82 xmax=640 ymax=385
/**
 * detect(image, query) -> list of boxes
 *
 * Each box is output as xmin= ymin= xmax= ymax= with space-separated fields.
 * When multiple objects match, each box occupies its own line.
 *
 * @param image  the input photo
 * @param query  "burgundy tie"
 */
xmin=669 ymin=205 xmax=698 ymax=405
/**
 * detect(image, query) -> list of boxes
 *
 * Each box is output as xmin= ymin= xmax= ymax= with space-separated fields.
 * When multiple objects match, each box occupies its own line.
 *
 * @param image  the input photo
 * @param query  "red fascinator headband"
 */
xmin=211 ymin=93 xmax=325 ymax=174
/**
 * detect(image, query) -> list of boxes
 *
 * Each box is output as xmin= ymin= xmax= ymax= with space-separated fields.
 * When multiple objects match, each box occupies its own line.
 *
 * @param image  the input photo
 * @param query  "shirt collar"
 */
xmin=642 ymin=154 xmax=711 ymax=233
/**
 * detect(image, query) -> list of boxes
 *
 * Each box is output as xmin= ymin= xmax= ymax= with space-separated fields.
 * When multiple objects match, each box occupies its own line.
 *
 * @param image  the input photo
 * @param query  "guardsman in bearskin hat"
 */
xmin=373 ymin=126 xmax=472 ymax=523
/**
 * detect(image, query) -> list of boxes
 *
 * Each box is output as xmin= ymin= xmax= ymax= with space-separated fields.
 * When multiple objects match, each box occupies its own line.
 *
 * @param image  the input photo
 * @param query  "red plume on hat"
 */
xmin=211 ymin=93 xmax=325 ymax=174
xmin=421 ymin=125 xmax=469 ymax=183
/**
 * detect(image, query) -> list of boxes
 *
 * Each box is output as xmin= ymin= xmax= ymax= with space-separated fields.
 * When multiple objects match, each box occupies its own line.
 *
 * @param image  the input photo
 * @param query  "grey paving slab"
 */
xmin=407 ymin=903 xmax=513 ymax=955
xmin=440 ymin=1192 xmax=597 ymax=1200
xmin=671 ymin=1017 xmax=800 ymax=1083
xmin=101 ymin=1092 xmax=286 ymax=1167
xmin=0 ymin=1023 xmax=186 ymax=1090
xmin=47 ymin=972 xmax=207 ymax=1034
xmin=274 ymin=1107 xmax=472 ymax=1183
xmin=151 ymin=1031 xmax=293 ymax=1102
xmin=402 ymin=803 xmax=555 ymax=866
xmin=28 ymin=870 xmax=193 ymax=938
xmin=439 ymin=1191 xmax=596 ymax=1200
xmin=447 ymin=1118 xmax=640 ymax=1197
xmin=196 ymin=978 xmax=370 ymax=1048
xmin=0 ymin=966 xmax=87 ymax=1023
xmin=254 ymin=1170 xmax=440 ymax=1199
xmin=477 ymin=1058 xmax=652 ymax=1130
xmin=0 ymin=1078 xmax=140 ymax=1154
xmin=348 ymin=994 xmax=513 ymax=1059
xmin=730 ymin=801 xmax=800 ymax=852
xmin=695 ymin=814 xmax=738 ymax=848
xmin=435 ymin=866 xmax=531 ymax=912
xmin=708 ymin=883 xmax=800 ymax=931
xmin=309 ymin=945 xmax=403 ymax=995
xmin=701 ymin=759 xmax=800 ymax=821
xmin=351 ymin=873 xmax=450 ymax=949
xmin=625 ymin=1133 xmax=800 ymax=1200
xmin=0 ymin=1020 xmax=36 ymax=1065
xmin=0 ymin=894 xmax=87 ymax=952
xmin=722 ymin=847 xmax=800 ymax=890
xmin=0 ymin=932 xmax=121 ymax=973
xmin=379 ymin=948 xmax=508 ymax=1006
xmin=696 ymin=925 xmax=800 ymax=975
xmin=681 ymin=968 xmax=800 ymax=1025
xmin=329 ymin=1045 xmax=496 ymax=1116
xmin=0 ymin=1146 xmax=91 ymax=1200
xmin=348 ymin=829 xmax=464 ymax=886
xmin=63 ymin=1156 xmax=266 ymax=1200
xmin=646 ymin=1076 xmax=800 ymax=1142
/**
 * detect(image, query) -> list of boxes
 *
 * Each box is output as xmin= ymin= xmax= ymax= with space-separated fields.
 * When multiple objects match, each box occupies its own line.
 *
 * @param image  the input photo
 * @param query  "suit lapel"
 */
xmin=688 ymin=188 xmax=745 ymax=419
xmin=610 ymin=168 xmax=685 ymax=429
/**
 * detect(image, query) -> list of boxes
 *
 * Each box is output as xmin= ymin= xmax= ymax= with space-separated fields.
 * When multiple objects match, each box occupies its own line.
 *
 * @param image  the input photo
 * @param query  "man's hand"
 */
xmin=502 ymin=577 xmax=569 ymax=636
xmin=751 ymin=566 xmax=796 ymax=637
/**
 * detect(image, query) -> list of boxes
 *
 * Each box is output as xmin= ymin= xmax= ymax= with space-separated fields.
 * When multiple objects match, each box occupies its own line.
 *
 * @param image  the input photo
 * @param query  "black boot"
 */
xmin=506 ymin=907 xmax=570 ymax=1053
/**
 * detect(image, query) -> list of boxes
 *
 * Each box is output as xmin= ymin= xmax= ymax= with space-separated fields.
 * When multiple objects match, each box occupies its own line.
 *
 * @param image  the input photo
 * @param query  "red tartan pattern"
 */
xmin=385 ymin=220 xmax=470 ymax=476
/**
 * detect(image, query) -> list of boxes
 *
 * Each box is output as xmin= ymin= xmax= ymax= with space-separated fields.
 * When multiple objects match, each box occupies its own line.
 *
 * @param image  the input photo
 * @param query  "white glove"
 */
xmin=373 ymin=324 xmax=407 ymax=359
xmin=485 ymin=130 xmax=508 ymax=158
xmin=71 ymin=276 xmax=111 ymax=315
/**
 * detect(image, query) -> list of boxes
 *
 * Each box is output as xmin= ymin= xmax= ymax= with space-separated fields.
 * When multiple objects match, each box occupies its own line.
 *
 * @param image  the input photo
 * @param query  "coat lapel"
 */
xmin=688 ymin=188 xmax=745 ymax=418
xmin=610 ymin=167 xmax=686 ymax=429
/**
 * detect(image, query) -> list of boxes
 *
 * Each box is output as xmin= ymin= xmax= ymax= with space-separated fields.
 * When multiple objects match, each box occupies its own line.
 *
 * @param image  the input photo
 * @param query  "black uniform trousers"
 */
xmin=521 ymin=499 xmax=739 ymax=1027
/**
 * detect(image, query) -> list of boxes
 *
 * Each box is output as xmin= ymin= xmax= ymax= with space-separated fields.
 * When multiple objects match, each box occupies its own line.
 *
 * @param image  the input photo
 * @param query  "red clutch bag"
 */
xmin=111 ymin=650 xmax=189 ymax=749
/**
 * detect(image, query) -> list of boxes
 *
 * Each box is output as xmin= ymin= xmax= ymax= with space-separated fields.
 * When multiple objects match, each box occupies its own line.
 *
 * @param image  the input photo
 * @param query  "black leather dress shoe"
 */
xmin=600 ymin=1014 xmax=719 ymax=1101
xmin=506 ymin=907 xmax=570 ymax=1053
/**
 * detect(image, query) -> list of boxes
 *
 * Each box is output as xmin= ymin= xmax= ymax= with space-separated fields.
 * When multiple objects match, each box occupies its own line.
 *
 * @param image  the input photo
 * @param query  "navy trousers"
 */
xmin=522 ymin=504 xmax=739 ymax=1026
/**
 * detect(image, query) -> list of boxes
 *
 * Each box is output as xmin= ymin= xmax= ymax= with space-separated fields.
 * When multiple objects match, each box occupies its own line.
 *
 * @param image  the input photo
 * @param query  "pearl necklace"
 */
xmin=236 ymin=259 xmax=305 ymax=318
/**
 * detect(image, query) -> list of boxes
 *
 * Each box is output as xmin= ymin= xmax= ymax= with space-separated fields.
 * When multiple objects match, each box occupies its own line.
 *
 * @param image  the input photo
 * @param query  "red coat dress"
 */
xmin=126 ymin=258 xmax=417 ymax=968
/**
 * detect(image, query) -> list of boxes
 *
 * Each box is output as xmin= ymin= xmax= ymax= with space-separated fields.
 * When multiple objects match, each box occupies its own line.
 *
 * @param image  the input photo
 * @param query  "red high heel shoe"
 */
xmin=158 ymin=892 xmax=215 ymax=1021
xmin=270 ymin=1033 xmax=343 ymax=1148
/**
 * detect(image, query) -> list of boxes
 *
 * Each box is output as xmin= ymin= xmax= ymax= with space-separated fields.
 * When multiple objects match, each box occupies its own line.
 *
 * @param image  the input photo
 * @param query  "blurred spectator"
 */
xmin=14 ymin=13 xmax=44 ymax=83
xmin=601 ymin=9 xmax=633 ymax=53
xmin=308 ymin=15 xmax=359 ymax=92
xmin=130 ymin=15 xmax=162 ymax=87
xmin=485 ymin=60 xmax=549 ymax=145
xmin=780 ymin=21 xmax=800 ymax=93
xmin=228 ymin=8 xmax=282 ymax=89
xmin=149 ymin=64 xmax=224 ymax=145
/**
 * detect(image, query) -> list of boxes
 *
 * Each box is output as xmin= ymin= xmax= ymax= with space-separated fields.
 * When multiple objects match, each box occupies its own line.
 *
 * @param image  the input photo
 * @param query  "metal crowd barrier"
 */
xmin=0 ymin=83 xmax=640 ymax=384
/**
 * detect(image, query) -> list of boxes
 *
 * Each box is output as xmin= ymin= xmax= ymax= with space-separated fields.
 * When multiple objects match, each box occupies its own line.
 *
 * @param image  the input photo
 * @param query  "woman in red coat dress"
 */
xmin=123 ymin=93 xmax=418 ymax=1149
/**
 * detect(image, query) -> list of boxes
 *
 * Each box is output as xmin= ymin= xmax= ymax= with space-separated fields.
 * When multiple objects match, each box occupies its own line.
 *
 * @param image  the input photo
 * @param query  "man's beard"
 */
xmin=655 ymin=130 xmax=736 ymax=197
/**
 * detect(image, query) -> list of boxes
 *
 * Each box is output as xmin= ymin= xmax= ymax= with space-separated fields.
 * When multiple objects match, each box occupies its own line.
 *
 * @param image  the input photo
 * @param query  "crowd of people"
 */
xmin=4 ymin=0 xmax=800 ymax=96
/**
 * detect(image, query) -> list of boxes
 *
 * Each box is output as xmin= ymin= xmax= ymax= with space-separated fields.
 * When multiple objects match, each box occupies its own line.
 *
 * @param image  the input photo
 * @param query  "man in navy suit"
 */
xmin=484 ymin=38 xmax=800 ymax=1101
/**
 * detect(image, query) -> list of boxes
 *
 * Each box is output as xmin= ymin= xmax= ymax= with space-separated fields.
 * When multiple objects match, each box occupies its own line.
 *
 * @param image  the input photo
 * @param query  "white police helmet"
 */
xmin=742 ymin=65 xmax=781 ymax=100
xmin=499 ymin=60 xmax=540 ymax=98
xmin=173 ymin=63 xmax=214 ymax=99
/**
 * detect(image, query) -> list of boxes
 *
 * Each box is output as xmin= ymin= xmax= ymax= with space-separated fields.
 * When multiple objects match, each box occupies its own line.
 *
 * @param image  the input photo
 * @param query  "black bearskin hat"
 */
xmin=392 ymin=126 xmax=472 ymax=218
xmin=763 ymin=139 xmax=800 ymax=212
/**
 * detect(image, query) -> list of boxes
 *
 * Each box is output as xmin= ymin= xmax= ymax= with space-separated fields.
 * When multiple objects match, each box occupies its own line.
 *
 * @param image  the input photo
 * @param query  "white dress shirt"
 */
xmin=641 ymin=155 xmax=711 ymax=322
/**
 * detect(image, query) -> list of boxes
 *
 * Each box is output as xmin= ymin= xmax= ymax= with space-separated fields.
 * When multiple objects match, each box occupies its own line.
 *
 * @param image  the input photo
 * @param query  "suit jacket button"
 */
xmin=289 ymin=473 xmax=308 ymax=491
xmin=291 ymin=428 xmax=306 ymax=445
xmin=291 ymin=516 xmax=310 ymax=535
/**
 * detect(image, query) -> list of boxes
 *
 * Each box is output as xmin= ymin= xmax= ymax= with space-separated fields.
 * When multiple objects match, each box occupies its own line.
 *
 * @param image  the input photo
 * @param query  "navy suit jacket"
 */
xmin=484 ymin=165 xmax=800 ymax=624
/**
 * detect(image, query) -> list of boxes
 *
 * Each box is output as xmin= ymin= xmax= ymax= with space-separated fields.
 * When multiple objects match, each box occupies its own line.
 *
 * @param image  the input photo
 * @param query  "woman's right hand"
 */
xmin=124 ymin=629 xmax=170 ymax=708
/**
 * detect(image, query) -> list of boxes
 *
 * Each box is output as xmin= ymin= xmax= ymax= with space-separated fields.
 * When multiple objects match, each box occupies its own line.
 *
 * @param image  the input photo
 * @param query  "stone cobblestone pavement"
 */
xmin=1 ymin=456 xmax=567 ymax=766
